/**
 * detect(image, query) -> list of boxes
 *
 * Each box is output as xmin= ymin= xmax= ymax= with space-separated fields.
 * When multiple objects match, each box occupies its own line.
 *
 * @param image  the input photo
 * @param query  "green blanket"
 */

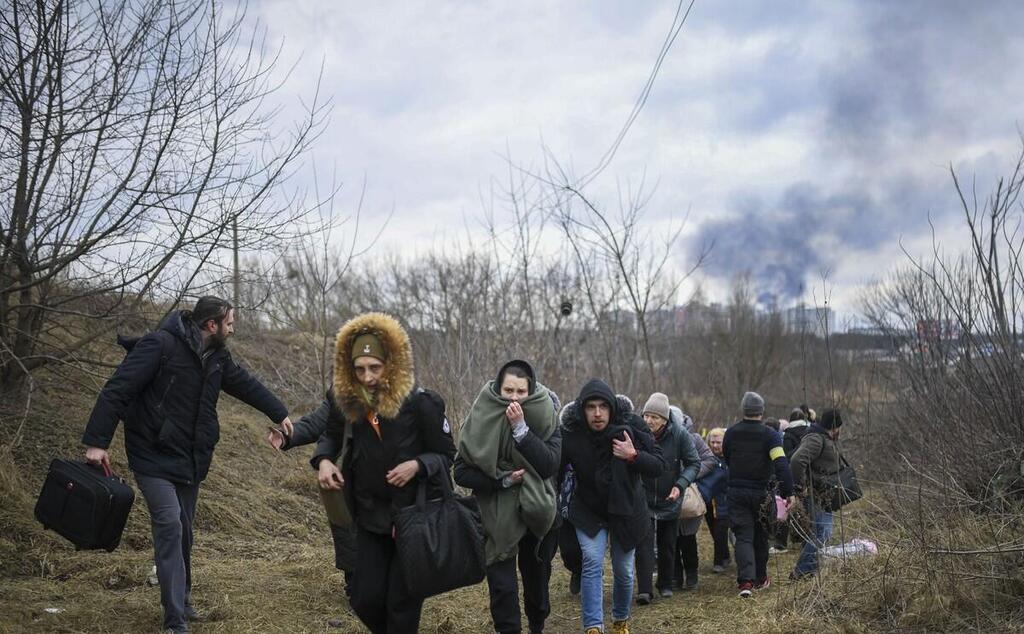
xmin=458 ymin=380 xmax=558 ymax=564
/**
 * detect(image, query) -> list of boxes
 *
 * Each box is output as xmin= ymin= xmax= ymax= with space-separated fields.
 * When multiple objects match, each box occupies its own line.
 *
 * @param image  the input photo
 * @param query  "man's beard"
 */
xmin=208 ymin=329 xmax=228 ymax=349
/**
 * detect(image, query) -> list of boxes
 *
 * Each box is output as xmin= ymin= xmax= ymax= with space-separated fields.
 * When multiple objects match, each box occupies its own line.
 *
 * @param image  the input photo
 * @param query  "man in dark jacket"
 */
xmin=82 ymin=297 xmax=293 ymax=634
xmin=789 ymin=408 xmax=845 ymax=579
xmin=311 ymin=312 xmax=455 ymax=634
xmin=267 ymin=392 xmax=357 ymax=598
xmin=559 ymin=379 xmax=665 ymax=634
xmin=454 ymin=360 xmax=561 ymax=634
xmin=722 ymin=391 xmax=795 ymax=598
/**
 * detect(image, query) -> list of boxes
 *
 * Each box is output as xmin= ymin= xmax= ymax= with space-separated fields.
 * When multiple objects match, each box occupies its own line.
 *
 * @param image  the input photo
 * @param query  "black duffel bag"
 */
xmin=35 ymin=459 xmax=135 ymax=552
xmin=393 ymin=474 xmax=486 ymax=599
xmin=814 ymin=455 xmax=863 ymax=512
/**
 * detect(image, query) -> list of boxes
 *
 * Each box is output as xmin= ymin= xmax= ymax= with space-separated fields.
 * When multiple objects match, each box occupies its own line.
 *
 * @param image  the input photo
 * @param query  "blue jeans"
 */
xmin=793 ymin=502 xmax=833 ymax=575
xmin=576 ymin=527 xmax=635 ymax=629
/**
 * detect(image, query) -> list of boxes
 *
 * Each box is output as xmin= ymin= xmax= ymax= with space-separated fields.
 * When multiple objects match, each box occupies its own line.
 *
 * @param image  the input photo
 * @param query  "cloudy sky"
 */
xmin=246 ymin=0 xmax=1024 ymax=324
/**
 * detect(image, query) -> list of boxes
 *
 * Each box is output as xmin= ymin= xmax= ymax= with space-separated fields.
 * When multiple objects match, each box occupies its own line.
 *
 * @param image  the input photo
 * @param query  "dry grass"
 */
xmin=2 ymin=372 xmax=1022 ymax=633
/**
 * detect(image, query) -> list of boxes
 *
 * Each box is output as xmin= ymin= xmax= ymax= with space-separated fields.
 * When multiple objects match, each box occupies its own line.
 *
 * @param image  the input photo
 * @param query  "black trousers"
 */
xmin=486 ymin=530 xmax=558 ymax=634
xmin=728 ymin=488 xmax=771 ymax=584
xmin=673 ymin=533 xmax=699 ymax=584
xmin=636 ymin=517 xmax=678 ymax=594
xmin=557 ymin=520 xmax=581 ymax=579
xmin=329 ymin=521 xmax=356 ymax=595
xmin=705 ymin=513 xmax=731 ymax=565
xmin=350 ymin=526 xmax=424 ymax=634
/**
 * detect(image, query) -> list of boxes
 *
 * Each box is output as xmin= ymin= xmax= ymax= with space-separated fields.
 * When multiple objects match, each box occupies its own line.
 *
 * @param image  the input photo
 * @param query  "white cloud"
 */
xmin=240 ymin=0 xmax=1024 ymax=321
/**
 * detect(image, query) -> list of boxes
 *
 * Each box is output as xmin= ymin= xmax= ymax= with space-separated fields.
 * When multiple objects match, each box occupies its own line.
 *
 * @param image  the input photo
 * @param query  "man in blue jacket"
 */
xmin=83 ymin=297 xmax=293 ymax=634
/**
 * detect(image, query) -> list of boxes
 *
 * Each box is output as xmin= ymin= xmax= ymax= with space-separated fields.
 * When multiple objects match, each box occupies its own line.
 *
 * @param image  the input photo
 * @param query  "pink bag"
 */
xmin=775 ymin=495 xmax=789 ymax=522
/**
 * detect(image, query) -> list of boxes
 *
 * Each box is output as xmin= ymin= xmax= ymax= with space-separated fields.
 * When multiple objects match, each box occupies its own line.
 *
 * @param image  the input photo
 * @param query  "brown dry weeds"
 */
xmin=2 ymin=392 xmax=1019 ymax=633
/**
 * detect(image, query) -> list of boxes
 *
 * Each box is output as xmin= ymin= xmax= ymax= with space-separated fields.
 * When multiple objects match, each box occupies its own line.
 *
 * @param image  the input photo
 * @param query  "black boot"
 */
xmin=684 ymin=568 xmax=699 ymax=591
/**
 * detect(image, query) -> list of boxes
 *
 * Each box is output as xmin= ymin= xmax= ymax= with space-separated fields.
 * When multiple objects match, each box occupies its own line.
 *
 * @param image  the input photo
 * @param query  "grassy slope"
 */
xmin=0 ymin=341 xmax=991 ymax=633
xmin=0 ymin=392 xmax=881 ymax=634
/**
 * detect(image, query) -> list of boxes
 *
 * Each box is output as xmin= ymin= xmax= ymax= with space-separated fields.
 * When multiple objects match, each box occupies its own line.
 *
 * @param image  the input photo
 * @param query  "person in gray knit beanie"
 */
xmin=642 ymin=393 xmax=671 ymax=421
xmin=741 ymin=391 xmax=765 ymax=418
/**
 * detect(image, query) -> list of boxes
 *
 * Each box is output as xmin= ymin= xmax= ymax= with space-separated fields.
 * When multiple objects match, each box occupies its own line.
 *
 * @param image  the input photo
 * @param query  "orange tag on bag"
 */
xmin=367 ymin=410 xmax=382 ymax=440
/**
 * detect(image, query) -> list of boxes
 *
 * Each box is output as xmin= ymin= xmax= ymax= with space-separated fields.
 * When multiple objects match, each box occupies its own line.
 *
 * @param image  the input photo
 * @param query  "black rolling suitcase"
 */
xmin=34 ymin=459 xmax=135 ymax=552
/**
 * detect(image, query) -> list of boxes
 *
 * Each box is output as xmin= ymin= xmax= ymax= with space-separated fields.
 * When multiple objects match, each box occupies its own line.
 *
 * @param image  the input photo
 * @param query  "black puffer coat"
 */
xmin=559 ymin=379 xmax=665 ymax=551
xmin=311 ymin=313 xmax=456 ymax=535
xmin=83 ymin=311 xmax=288 ymax=484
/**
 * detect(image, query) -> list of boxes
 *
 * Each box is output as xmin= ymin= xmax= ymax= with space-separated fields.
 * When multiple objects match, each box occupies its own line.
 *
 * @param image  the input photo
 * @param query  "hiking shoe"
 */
xmin=768 ymin=546 xmax=788 ymax=554
xmin=585 ymin=628 xmax=602 ymax=634
xmin=684 ymin=570 xmax=699 ymax=591
xmin=738 ymin=581 xmax=754 ymax=598
xmin=569 ymin=572 xmax=581 ymax=596
xmin=659 ymin=587 xmax=673 ymax=598
xmin=184 ymin=605 xmax=207 ymax=623
xmin=636 ymin=592 xmax=651 ymax=605
xmin=712 ymin=564 xmax=726 ymax=574
xmin=612 ymin=619 xmax=630 ymax=634
xmin=754 ymin=576 xmax=771 ymax=591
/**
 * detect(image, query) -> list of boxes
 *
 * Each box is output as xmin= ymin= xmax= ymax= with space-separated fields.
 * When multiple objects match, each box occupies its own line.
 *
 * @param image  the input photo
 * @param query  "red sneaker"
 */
xmin=738 ymin=581 xmax=753 ymax=598
xmin=754 ymin=576 xmax=771 ymax=591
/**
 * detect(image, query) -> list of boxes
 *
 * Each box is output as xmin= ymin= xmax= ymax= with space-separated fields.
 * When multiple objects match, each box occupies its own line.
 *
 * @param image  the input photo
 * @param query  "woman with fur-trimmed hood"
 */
xmin=454 ymin=360 xmax=562 ymax=634
xmin=311 ymin=313 xmax=455 ymax=634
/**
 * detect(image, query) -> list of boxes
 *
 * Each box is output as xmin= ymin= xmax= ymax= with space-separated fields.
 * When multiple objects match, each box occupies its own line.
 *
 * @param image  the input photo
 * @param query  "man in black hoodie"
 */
xmin=83 ymin=297 xmax=293 ymax=634
xmin=559 ymin=379 xmax=665 ymax=634
xmin=722 ymin=391 xmax=795 ymax=598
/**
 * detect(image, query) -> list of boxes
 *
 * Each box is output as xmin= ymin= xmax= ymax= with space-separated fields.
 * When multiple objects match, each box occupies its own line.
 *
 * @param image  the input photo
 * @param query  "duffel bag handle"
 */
xmin=414 ymin=470 xmax=456 ymax=509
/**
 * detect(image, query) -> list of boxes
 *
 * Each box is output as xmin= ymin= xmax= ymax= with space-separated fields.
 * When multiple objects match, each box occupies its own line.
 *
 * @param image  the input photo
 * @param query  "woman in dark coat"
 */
xmin=635 ymin=393 xmax=700 ymax=603
xmin=311 ymin=313 xmax=455 ymax=634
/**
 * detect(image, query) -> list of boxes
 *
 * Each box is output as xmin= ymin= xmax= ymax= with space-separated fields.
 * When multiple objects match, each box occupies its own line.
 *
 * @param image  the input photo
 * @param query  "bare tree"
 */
xmin=0 ymin=0 xmax=328 ymax=390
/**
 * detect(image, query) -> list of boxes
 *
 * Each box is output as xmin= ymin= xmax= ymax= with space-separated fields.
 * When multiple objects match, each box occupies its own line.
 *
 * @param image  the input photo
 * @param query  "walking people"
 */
xmin=559 ymin=379 xmax=665 ymax=634
xmin=722 ymin=391 xmax=796 ymax=598
xmin=454 ymin=360 xmax=561 ymax=634
xmin=698 ymin=427 xmax=731 ymax=573
xmin=311 ymin=312 xmax=455 ymax=634
xmin=634 ymin=393 xmax=700 ymax=604
xmin=82 ymin=297 xmax=294 ymax=634
xmin=789 ymin=409 xmax=845 ymax=579
xmin=670 ymin=406 xmax=717 ymax=591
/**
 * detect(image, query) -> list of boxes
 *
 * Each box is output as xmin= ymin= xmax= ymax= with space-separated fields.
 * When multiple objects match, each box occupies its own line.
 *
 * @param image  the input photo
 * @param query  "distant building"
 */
xmin=782 ymin=303 xmax=834 ymax=338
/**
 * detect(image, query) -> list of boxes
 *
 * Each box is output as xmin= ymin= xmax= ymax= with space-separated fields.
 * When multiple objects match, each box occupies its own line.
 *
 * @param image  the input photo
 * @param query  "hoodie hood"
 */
xmin=494 ymin=359 xmax=536 ymax=395
xmin=561 ymin=382 xmax=633 ymax=432
xmin=786 ymin=419 xmax=810 ymax=429
xmin=576 ymin=379 xmax=618 ymax=422
xmin=669 ymin=405 xmax=694 ymax=432
xmin=119 ymin=310 xmax=201 ymax=355
xmin=332 ymin=312 xmax=415 ymax=421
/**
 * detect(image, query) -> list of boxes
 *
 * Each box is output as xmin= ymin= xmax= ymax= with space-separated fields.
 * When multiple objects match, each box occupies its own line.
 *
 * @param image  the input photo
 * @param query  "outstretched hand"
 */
xmin=279 ymin=416 xmax=294 ymax=437
xmin=267 ymin=428 xmax=285 ymax=450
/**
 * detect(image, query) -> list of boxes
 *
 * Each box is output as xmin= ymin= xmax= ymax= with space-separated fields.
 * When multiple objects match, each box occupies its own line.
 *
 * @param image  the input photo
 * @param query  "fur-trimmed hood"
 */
xmin=333 ymin=312 xmax=415 ymax=421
